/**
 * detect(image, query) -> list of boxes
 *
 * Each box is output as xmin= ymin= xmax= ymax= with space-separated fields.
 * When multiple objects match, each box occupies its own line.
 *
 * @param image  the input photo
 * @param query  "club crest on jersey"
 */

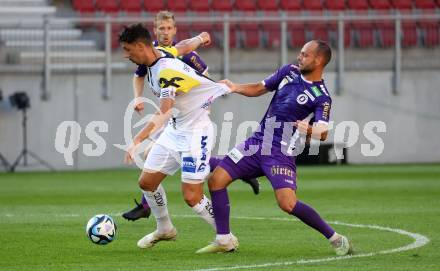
xmin=296 ymin=93 xmax=308 ymax=105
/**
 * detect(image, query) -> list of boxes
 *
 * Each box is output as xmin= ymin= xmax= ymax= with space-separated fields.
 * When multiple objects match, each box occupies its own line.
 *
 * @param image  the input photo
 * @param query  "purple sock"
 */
xmin=209 ymin=156 xmax=223 ymax=172
xmin=210 ymin=188 xmax=230 ymax=234
xmin=140 ymin=195 xmax=150 ymax=210
xmin=290 ymin=201 xmax=335 ymax=239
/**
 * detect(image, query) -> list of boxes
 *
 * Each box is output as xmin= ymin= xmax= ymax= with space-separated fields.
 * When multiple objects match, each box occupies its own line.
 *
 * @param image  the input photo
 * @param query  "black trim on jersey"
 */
xmin=147 ymin=49 xmax=175 ymax=67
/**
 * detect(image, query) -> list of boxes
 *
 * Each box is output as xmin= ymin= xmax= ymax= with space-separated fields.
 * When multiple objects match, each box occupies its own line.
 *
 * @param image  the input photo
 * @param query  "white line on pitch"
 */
xmin=193 ymin=218 xmax=430 ymax=271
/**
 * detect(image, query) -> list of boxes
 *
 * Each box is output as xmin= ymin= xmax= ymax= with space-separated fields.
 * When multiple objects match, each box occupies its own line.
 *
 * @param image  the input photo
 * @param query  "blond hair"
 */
xmin=154 ymin=11 xmax=176 ymax=27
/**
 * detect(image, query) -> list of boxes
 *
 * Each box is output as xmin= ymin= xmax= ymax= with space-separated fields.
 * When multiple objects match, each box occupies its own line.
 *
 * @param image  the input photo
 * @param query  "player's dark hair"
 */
xmin=314 ymin=40 xmax=332 ymax=67
xmin=119 ymin=23 xmax=152 ymax=45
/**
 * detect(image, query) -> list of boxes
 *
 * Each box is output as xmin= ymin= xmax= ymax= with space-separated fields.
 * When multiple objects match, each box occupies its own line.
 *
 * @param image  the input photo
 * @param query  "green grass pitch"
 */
xmin=0 ymin=164 xmax=439 ymax=271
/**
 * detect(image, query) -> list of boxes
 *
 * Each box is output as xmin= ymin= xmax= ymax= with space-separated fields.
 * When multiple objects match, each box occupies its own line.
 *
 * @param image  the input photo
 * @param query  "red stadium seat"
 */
xmin=390 ymin=0 xmax=413 ymax=9
xmin=235 ymin=0 xmax=257 ymax=11
xmin=95 ymin=0 xmax=119 ymax=13
xmin=261 ymin=22 xmax=281 ymax=48
xmin=288 ymin=22 xmax=306 ymax=48
xmin=414 ymin=0 xmax=437 ymax=9
xmin=401 ymin=21 xmax=418 ymax=47
xmin=419 ymin=20 xmax=439 ymax=46
xmin=72 ymin=0 xmax=95 ymax=13
xmin=240 ymin=23 xmax=261 ymax=47
xmin=175 ymin=23 xmax=192 ymax=42
xmin=369 ymin=0 xmax=393 ymax=9
xmin=211 ymin=0 xmax=233 ymax=12
xmin=191 ymin=22 xmax=215 ymax=47
xmin=143 ymin=0 xmax=166 ymax=12
xmin=376 ymin=21 xmax=395 ymax=47
xmin=303 ymin=0 xmax=324 ymax=11
xmin=213 ymin=23 xmax=238 ymax=48
xmin=327 ymin=22 xmax=351 ymax=47
xmin=168 ymin=0 xmax=188 ymax=12
xmin=347 ymin=0 xmax=369 ymax=10
xmin=257 ymin=0 xmax=279 ymax=11
xmin=190 ymin=1 xmax=211 ymax=12
xmin=324 ymin=0 xmax=346 ymax=11
xmin=120 ymin=0 xmax=142 ymax=13
xmin=351 ymin=20 xmax=375 ymax=47
xmin=280 ymin=0 xmax=301 ymax=11
xmin=307 ymin=22 xmax=329 ymax=42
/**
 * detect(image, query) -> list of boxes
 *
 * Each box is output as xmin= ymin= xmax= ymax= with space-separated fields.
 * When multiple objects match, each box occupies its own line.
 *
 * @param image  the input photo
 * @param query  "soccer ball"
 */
xmin=86 ymin=214 xmax=117 ymax=245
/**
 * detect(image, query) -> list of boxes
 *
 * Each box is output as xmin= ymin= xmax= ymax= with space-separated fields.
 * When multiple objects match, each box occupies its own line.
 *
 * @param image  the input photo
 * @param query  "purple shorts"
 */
xmin=219 ymin=137 xmax=297 ymax=190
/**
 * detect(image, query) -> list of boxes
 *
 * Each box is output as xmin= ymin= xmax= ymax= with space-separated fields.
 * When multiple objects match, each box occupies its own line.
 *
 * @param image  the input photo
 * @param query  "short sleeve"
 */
xmin=262 ymin=64 xmax=297 ymax=91
xmin=180 ymin=51 xmax=208 ymax=74
xmin=159 ymin=87 xmax=176 ymax=100
xmin=313 ymin=95 xmax=332 ymax=124
xmin=134 ymin=65 xmax=148 ymax=77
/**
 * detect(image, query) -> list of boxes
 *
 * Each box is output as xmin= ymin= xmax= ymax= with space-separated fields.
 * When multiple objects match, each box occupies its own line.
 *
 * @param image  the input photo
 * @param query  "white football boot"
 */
xmin=196 ymin=234 xmax=239 ymax=254
xmin=137 ymin=227 xmax=177 ymax=249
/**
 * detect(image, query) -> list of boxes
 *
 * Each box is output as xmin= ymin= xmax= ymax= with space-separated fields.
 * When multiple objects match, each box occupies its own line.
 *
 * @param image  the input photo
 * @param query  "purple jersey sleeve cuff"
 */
xmin=134 ymin=64 xmax=148 ymax=77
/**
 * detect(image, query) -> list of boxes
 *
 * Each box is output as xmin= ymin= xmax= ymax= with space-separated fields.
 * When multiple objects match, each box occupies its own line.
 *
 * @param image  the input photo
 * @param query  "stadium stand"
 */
xmin=190 ymin=0 xmax=211 ymax=12
xmin=257 ymin=0 xmax=279 ymax=12
xmin=120 ymin=0 xmax=142 ymax=13
xmin=303 ymin=0 xmax=325 ymax=11
xmin=72 ymin=0 xmax=95 ymax=13
xmin=414 ymin=0 xmax=437 ymax=9
xmin=95 ymin=0 xmax=119 ymax=14
xmin=279 ymin=0 xmax=302 ymax=11
xmin=167 ymin=0 xmax=188 ymax=12
xmin=143 ymin=0 xmax=166 ymax=12
xmin=235 ymin=0 xmax=257 ymax=11
xmin=370 ymin=0 xmax=393 ymax=9
xmin=325 ymin=0 xmax=346 ymax=10
xmin=1 ymin=0 xmax=439 ymax=64
xmin=347 ymin=0 xmax=370 ymax=10
xmin=391 ymin=0 xmax=414 ymax=9
xmin=211 ymin=0 xmax=234 ymax=12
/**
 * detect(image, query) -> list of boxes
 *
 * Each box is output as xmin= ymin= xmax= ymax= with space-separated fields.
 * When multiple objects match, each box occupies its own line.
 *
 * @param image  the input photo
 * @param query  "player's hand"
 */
xmin=124 ymin=142 xmax=139 ymax=164
xmin=198 ymin=32 xmax=211 ymax=47
xmin=219 ymin=79 xmax=238 ymax=93
xmin=294 ymin=120 xmax=310 ymax=135
xmin=134 ymin=97 xmax=144 ymax=115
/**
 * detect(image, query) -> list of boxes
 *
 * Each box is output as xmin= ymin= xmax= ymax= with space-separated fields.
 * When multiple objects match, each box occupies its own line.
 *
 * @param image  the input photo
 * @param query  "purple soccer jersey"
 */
xmin=135 ymin=41 xmax=208 ymax=77
xmin=219 ymin=64 xmax=332 ymax=190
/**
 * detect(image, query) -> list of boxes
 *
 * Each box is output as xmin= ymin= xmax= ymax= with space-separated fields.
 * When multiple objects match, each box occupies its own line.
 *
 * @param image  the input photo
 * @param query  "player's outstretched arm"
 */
xmin=294 ymin=121 xmax=329 ymax=141
xmin=220 ymin=79 xmax=269 ymax=97
xmin=174 ymin=32 xmax=211 ymax=56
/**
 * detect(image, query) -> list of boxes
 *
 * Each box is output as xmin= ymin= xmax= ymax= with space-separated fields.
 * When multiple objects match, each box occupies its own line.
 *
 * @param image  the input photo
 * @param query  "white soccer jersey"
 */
xmin=144 ymin=51 xmax=229 ymax=132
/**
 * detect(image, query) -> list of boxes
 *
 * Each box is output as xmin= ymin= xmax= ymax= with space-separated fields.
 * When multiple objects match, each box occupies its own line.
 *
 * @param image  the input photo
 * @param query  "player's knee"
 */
xmin=138 ymin=176 xmax=154 ymax=191
xmin=208 ymin=171 xmax=229 ymax=191
xmin=182 ymin=189 xmax=202 ymax=207
xmin=278 ymin=199 xmax=297 ymax=213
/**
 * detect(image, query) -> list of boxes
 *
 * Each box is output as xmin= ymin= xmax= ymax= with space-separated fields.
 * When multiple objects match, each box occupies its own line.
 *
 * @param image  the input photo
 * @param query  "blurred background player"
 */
xmin=122 ymin=11 xmax=259 ymax=222
xmin=197 ymin=40 xmax=352 ymax=256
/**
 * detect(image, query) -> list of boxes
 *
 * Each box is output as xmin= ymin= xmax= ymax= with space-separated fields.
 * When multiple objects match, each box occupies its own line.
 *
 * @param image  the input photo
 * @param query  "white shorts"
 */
xmin=143 ymin=124 xmax=214 ymax=183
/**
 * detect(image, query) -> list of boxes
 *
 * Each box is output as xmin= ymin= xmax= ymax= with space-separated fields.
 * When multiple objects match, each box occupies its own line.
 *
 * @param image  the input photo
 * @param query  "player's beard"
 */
xmin=300 ymin=67 xmax=313 ymax=75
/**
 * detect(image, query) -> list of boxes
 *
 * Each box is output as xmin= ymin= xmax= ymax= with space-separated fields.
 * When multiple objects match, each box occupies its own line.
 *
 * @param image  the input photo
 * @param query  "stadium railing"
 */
xmin=0 ymin=12 xmax=439 ymax=100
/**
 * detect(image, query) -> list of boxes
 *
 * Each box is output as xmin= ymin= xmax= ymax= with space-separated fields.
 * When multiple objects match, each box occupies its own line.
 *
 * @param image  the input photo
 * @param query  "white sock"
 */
xmin=191 ymin=194 xmax=216 ymax=230
xmin=215 ymin=233 xmax=232 ymax=245
xmin=142 ymin=184 xmax=174 ymax=234
xmin=329 ymin=232 xmax=341 ymax=242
